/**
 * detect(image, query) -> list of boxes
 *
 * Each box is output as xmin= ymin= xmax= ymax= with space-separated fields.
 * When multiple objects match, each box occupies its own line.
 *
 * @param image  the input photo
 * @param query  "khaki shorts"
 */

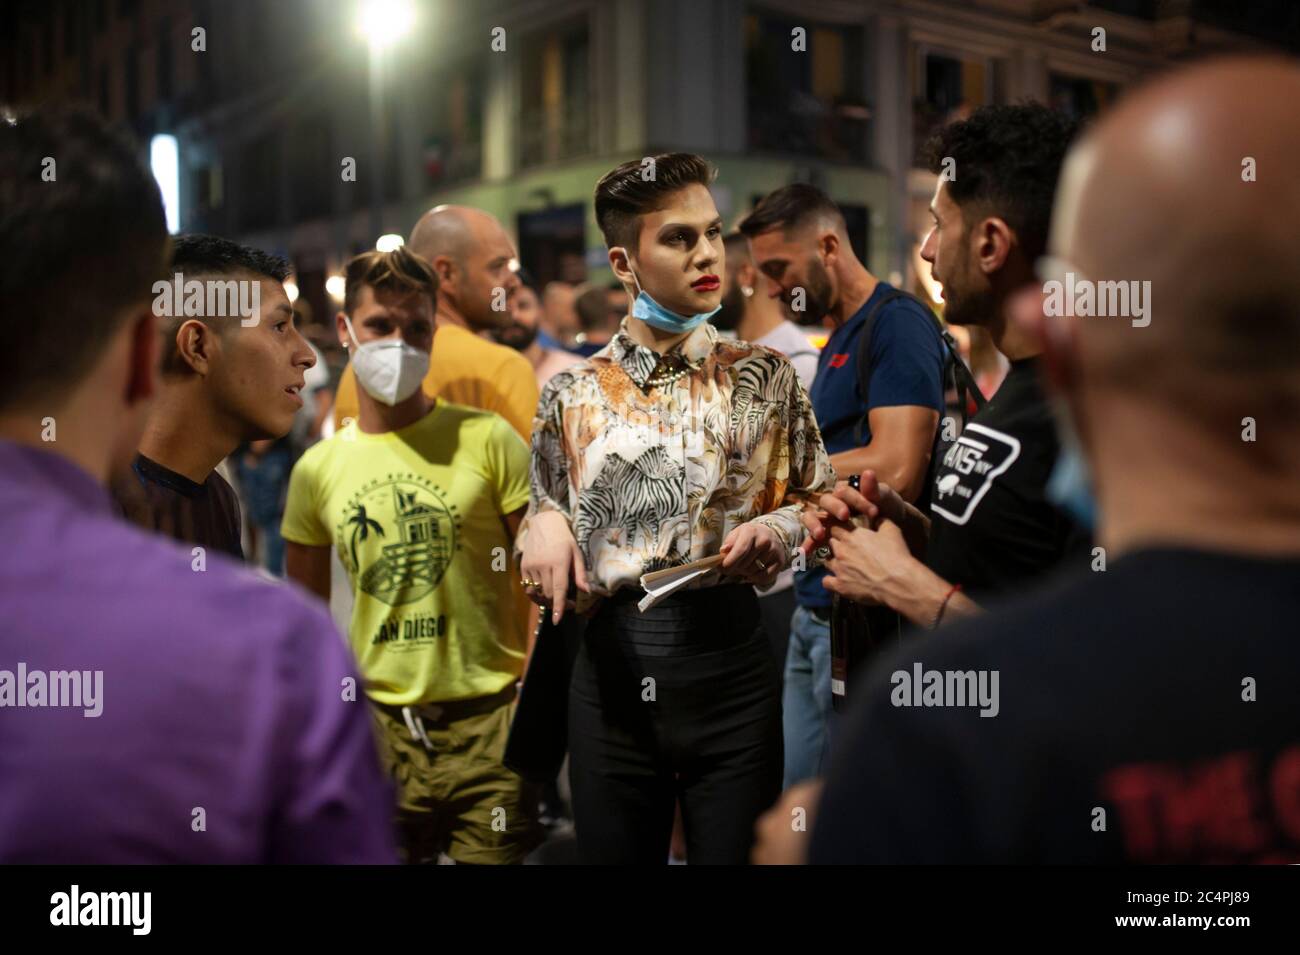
xmin=370 ymin=688 xmax=542 ymax=864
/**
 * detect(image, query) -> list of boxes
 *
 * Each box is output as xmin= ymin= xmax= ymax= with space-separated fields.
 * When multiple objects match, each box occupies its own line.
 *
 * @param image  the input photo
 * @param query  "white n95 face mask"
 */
xmin=343 ymin=314 xmax=430 ymax=406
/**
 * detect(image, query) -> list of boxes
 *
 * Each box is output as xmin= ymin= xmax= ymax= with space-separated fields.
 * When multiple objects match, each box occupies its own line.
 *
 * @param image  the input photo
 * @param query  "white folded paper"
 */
xmin=637 ymin=555 xmax=726 ymax=612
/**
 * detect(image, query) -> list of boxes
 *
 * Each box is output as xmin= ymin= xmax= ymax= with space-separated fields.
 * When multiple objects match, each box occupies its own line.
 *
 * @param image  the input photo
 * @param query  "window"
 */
xmin=913 ymin=50 xmax=990 ymax=164
xmin=422 ymin=62 xmax=484 ymax=185
xmin=288 ymin=116 xmax=332 ymax=221
xmin=124 ymin=51 xmax=138 ymax=119
xmin=518 ymin=19 xmax=591 ymax=168
xmin=517 ymin=204 xmax=587 ymax=287
xmin=1049 ymin=73 xmax=1118 ymax=121
xmin=745 ymin=9 xmax=869 ymax=162
xmin=237 ymin=133 xmax=281 ymax=232
xmin=43 ymin=15 xmax=54 ymax=76
xmin=63 ymin=7 xmax=77 ymax=57
xmin=98 ymin=63 xmax=110 ymax=115
xmin=157 ymin=17 xmax=172 ymax=101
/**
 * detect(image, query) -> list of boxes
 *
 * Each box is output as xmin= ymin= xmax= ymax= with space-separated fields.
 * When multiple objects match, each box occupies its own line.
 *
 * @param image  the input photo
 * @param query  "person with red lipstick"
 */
xmin=516 ymin=153 xmax=835 ymax=864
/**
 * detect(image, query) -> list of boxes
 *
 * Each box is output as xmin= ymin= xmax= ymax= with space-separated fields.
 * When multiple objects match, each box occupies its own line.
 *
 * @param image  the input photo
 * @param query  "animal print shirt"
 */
xmin=519 ymin=318 xmax=835 ymax=602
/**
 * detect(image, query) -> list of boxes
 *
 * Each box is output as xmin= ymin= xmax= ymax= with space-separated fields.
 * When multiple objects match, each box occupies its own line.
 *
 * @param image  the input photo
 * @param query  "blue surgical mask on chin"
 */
xmin=626 ymin=261 xmax=720 ymax=334
xmin=1047 ymin=400 xmax=1098 ymax=530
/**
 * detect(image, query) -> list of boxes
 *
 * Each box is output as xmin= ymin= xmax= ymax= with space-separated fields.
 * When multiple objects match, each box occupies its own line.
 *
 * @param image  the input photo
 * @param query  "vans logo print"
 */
xmin=930 ymin=423 xmax=1021 ymax=526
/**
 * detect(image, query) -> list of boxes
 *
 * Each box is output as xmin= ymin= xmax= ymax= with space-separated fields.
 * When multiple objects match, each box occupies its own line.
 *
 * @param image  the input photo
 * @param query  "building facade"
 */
xmin=4 ymin=0 xmax=1295 ymax=324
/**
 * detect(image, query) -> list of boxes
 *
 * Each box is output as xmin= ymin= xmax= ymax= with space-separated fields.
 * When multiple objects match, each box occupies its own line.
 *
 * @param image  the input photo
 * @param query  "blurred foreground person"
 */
xmin=768 ymin=56 xmax=1300 ymax=864
xmin=0 ymin=107 xmax=395 ymax=863
xmin=112 ymin=234 xmax=315 ymax=559
xmin=333 ymin=205 xmax=538 ymax=440
xmin=283 ymin=248 xmax=541 ymax=864
xmin=491 ymin=277 xmax=580 ymax=387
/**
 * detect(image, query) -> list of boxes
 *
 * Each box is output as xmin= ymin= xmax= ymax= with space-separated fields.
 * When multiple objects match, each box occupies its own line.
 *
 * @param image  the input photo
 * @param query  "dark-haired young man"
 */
xmin=283 ymin=247 xmax=541 ymax=865
xmin=518 ymin=153 xmax=835 ymax=864
xmin=801 ymin=103 xmax=1091 ymax=629
xmin=112 ymin=234 xmax=316 ymax=558
xmin=0 ymin=108 xmax=394 ymax=863
xmin=739 ymin=184 xmax=946 ymax=787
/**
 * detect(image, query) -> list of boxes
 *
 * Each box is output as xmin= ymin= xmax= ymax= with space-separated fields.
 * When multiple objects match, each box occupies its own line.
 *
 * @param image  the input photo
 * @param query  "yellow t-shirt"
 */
xmin=333 ymin=323 xmax=540 ymax=441
xmin=282 ymin=402 xmax=531 ymax=706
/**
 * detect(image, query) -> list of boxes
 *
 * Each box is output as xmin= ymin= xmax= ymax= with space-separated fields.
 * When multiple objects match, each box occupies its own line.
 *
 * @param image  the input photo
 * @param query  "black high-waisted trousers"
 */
xmin=568 ymin=584 xmax=783 ymax=864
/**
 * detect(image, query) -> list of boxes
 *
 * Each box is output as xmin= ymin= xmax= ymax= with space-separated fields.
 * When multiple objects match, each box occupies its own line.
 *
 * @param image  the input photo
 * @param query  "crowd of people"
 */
xmin=1 ymin=54 xmax=1297 ymax=865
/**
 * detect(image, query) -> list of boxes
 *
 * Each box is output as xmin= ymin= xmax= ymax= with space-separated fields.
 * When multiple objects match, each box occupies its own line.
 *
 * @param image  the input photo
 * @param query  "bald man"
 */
xmin=756 ymin=56 xmax=1300 ymax=865
xmin=332 ymin=206 xmax=539 ymax=439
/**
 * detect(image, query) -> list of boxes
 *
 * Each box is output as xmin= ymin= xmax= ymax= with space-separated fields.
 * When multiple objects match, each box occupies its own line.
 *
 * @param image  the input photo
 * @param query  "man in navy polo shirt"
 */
xmin=740 ymin=185 xmax=945 ymax=788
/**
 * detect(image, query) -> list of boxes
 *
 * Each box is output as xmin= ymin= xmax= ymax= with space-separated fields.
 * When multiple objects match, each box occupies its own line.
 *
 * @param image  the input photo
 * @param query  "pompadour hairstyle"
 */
xmin=594 ymin=153 xmax=717 ymax=254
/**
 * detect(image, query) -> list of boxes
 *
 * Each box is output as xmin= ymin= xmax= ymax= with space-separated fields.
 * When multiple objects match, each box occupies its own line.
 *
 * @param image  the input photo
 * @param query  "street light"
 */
xmin=355 ymin=0 xmax=414 ymax=242
xmin=149 ymin=134 xmax=181 ymax=234
xmin=356 ymin=0 xmax=414 ymax=51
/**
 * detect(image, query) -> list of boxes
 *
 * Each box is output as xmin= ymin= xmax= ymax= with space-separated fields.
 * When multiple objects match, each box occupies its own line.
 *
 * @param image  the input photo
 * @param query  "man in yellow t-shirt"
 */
xmin=332 ymin=204 xmax=539 ymax=440
xmin=284 ymin=247 xmax=540 ymax=864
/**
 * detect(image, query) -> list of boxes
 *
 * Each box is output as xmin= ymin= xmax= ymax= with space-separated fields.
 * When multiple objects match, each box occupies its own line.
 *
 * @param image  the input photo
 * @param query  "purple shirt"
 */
xmin=0 ymin=440 xmax=397 ymax=863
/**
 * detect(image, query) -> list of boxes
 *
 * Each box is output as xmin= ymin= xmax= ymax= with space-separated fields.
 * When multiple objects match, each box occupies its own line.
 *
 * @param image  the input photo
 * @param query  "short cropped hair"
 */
xmin=171 ymin=234 xmax=290 ymax=284
xmin=0 ymin=107 xmax=168 ymax=409
xmin=737 ymin=183 xmax=846 ymax=240
xmin=722 ymin=230 xmax=752 ymax=265
xmin=156 ymin=235 xmax=291 ymax=373
xmin=920 ymin=102 xmax=1081 ymax=262
xmin=594 ymin=153 xmax=717 ymax=254
xmin=343 ymin=246 xmax=439 ymax=315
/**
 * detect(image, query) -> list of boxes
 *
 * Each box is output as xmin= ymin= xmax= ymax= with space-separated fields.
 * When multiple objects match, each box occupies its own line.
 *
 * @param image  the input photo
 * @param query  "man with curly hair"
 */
xmin=800 ymin=102 xmax=1093 ymax=631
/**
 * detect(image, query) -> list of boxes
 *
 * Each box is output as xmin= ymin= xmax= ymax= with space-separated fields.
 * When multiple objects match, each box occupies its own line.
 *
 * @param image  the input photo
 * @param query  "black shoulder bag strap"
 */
xmin=852 ymin=289 xmax=988 ymax=446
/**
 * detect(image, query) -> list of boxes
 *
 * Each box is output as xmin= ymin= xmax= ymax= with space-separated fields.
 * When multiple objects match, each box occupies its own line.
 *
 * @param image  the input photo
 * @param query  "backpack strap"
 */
xmin=852 ymin=289 xmax=986 ymax=447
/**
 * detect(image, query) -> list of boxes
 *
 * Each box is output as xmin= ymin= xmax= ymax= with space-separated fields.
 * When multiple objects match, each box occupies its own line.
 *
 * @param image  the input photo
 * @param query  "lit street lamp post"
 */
xmin=356 ymin=0 xmax=414 ymax=244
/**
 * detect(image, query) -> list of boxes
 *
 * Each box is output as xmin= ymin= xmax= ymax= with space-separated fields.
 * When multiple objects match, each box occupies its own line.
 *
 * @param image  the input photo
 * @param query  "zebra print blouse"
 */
xmin=519 ymin=318 xmax=835 ymax=602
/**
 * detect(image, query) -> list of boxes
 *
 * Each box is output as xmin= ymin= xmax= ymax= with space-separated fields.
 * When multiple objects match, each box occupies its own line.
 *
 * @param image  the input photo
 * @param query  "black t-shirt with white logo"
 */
xmin=810 ymin=548 xmax=1300 ymax=863
xmin=925 ymin=357 xmax=1090 ymax=602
